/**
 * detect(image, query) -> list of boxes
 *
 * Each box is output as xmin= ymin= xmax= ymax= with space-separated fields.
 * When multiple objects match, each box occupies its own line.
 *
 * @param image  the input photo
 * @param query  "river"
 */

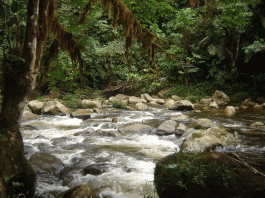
xmin=21 ymin=105 xmax=265 ymax=197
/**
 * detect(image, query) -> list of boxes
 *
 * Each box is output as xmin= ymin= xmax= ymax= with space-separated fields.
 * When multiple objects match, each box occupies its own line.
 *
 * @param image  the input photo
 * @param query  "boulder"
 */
xmin=155 ymin=151 xmax=265 ymax=198
xmin=164 ymin=99 xmax=175 ymax=108
xmin=29 ymin=153 xmax=64 ymax=174
xmin=82 ymin=164 xmax=105 ymax=176
xmin=199 ymin=98 xmax=213 ymax=106
xmin=168 ymin=100 xmax=195 ymax=111
xmin=28 ymin=100 xmax=45 ymax=115
xmin=209 ymin=101 xmax=218 ymax=108
xmin=188 ymin=118 xmax=219 ymax=129
xmin=128 ymin=96 xmax=147 ymax=104
xmin=42 ymin=101 xmax=70 ymax=116
xmin=224 ymin=106 xmax=236 ymax=117
xmin=81 ymin=100 xmax=102 ymax=109
xmin=212 ymin=90 xmax=230 ymax=106
xmin=142 ymin=93 xmax=154 ymax=102
xmin=176 ymin=123 xmax=188 ymax=135
xmin=249 ymin=122 xmax=264 ymax=128
xmin=114 ymin=94 xmax=129 ymax=100
xmin=22 ymin=111 xmax=40 ymax=121
xmin=136 ymin=102 xmax=149 ymax=111
xmin=171 ymin=95 xmax=182 ymax=101
xmin=181 ymin=128 xmax=235 ymax=153
xmin=148 ymin=101 xmax=161 ymax=107
xmin=170 ymin=114 xmax=189 ymax=121
xmin=70 ymin=109 xmax=93 ymax=120
xmin=156 ymin=120 xmax=178 ymax=135
xmin=59 ymin=185 xmax=96 ymax=198
xmin=118 ymin=123 xmax=154 ymax=134
xmin=242 ymin=98 xmax=256 ymax=106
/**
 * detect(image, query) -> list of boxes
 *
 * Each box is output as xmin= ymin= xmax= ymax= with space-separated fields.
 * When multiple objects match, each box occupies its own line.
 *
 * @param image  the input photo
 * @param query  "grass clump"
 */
xmin=62 ymin=94 xmax=82 ymax=108
xmin=110 ymin=100 xmax=127 ymax=108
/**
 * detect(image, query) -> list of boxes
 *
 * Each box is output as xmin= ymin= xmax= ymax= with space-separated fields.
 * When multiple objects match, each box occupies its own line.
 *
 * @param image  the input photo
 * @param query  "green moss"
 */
xmin=192 ymin=133 xmax=203 ymax=139
xmin=110 ymin=100 xmax=127 ymax=108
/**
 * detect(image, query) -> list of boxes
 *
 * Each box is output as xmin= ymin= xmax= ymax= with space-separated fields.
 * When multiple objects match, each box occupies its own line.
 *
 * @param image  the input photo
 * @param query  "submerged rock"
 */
xmin=59 ymin=185 xmax=97 ymax=198
xmin=118 ymin=123 xmax=154 ymax=134
xmin=29 ymin=153 xmax=64 ymax=174
xmin=155 ymin=151 xmax=265 ymax=198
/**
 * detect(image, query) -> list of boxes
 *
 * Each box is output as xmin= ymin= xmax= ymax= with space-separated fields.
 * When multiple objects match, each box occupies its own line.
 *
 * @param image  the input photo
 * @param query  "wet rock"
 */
xmin=224 ymin=106 xmax=236 ymax=117
xmin=74 ymin=128 xmax=95 ymax=136
xmin=114 ymin=94 xmax=129 ymax=100
xmin=164 ymin=99 xmax=175 ymax=108
xmin=82 ymin=164 xmax=105 ymax=176
xmin=209 ymin=100 xmax=218 ymax=108
xmin=81 ymin=99 xmax=102 ymax=109
xmin=212 ymin=90 xmax=230 ymax=106
xmin=22 ymin=122 xmax=44 ymax=130
xmin=168 ymin=100 xmax=195 ymax=111
xmin=199 ymin=98 xmax=213 ymax=106
xmin=118 ymin=123 xmax=154 ymax=134
xmin=155 ymin=152 xmax=265 ymax=198
xmin=250 ymin=122 xmax=264 ymax=128
xmin=29 ymin=153 xmax=64 ymax=174
xmin=188 ymin=118 xmax=219 ymax=129
xmin=22 ymin=110 xmax=40 ymax=121
xmin=170 ymin=114 xmax=189 ymax=121
xmin=28 ymin=100 xmax=45 ymax=115
xmin=242 ymin=98 xmax=256 ymax=106
xmin=148 ymin=101 xmax=161 ymax=107
xmin=171 ymin=95 xmax=182 ymax=101
xmin=42 ymin=101 xmax=70 ymax=116
xmin=254 ymin=104 xmax=263 ymax=109
xmin=70 ymin=109 xmax=93 ymax=120
xmin=59 ymin=185 xmax=97 ymax=198
xmin=136 ymin=102 xmax=149 ymax=111
xmin=176 ymin=123 xmax=188 ymax=135
xmin=157 ymin=120 xmax=178 ymax=135
xmin=128 ymin=96 xmax=147 ymax=104
xmin=93 ymin=107 xmax=103 ymax=114
xmin=181 ymin=128 xmax=235 ymax=153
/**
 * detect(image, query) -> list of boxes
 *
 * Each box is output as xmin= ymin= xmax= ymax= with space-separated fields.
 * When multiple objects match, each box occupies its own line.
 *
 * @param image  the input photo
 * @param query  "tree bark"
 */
xmin=0 ymin=0 xmax=50 ymax=197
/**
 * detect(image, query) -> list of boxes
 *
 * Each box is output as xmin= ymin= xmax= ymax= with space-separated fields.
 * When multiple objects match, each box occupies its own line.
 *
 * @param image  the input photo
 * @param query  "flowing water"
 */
xmin=21 ymin=105 xmax=265 ymax=197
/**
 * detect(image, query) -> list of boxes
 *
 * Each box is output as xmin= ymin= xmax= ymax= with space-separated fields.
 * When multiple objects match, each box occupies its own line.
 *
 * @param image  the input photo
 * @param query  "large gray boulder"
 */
xmin=181 ymin=128 xmax=235 ymax=153
xmin=156 ymin=120 xmax=178 ymax=135
xmin=70 ymin=109 xmax=93 ymax=120
xmin=155 ymin=151 xmax=265 ymax=198
xmin=81 ymin=99 xmax=102 ymax=109
xmin=188 ymin=118 xmax=219 ymax=129
xmin=28 ymin=100 xmax=45 ymax=115
xmin=168 ymin=100 xmax=195 ymax=111
xmin=136 ymin=102 xmax=149 ymax=111
xmin=42 ymin=101 xmax=70 ymax=116
xmin=128 ymin=96 xmax=147 ymax=104
xmin=212 ymin=90 xmax=230 ymax=106
xmin=118 ymin=123 xmax=154 ymax=134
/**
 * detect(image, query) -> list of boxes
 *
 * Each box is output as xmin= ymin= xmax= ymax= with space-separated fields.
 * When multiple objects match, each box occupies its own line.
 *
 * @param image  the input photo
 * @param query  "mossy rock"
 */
xmin=154 ymin=151 xmax=265 ymax=198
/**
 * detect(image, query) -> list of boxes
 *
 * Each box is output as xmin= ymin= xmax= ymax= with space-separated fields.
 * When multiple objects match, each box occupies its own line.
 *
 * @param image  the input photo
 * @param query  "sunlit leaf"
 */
xmin=7 ymin=54 xmax=25 ymax=62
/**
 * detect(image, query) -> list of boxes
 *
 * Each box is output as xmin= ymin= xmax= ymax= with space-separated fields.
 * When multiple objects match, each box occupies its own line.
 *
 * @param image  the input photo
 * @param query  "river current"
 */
xmin=21 ymin=105 xmax=265 ymax=197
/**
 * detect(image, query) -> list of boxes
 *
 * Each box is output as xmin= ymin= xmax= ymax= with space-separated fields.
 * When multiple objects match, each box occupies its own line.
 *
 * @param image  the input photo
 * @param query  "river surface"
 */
xmin=21 ymin=105 xmax=265 ymax=198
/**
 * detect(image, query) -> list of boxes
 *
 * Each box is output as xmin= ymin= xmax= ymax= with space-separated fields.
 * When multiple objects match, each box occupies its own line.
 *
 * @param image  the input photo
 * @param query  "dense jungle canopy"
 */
xmin=0 ymin=0 xmax=265 ymax=101
xmin=0 ymin=0 xmax=264 ymax=197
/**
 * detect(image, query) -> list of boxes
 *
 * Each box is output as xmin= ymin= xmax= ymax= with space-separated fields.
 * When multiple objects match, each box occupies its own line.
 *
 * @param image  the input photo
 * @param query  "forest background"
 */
xmin=1 ymin=0 xmax=265 ymax=105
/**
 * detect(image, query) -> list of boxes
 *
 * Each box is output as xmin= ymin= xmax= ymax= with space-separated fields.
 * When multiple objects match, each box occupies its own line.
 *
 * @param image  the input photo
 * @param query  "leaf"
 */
xmin=11 ymin=1 xmax=18 ymax=13
xmin=187 ymin=68 xmax=199 ymax=73
xmin=12 ymin=182 xmax=23 ymax=187
xmin=7 ymin=54 xmax=25 ymax=62
xmin=207 ymin=45 xmax=217 ymax=56
xmin=5 ymin=6 xmax=11 ymax=19
xmin=0 ymin=4 xmax=5 ymax=19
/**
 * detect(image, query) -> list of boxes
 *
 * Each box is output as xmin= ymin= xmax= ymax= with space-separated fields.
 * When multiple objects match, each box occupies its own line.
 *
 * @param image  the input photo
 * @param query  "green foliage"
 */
xmin=155 ymin=151 xmax=231 ymax=192
xmin=110 ymin=100 xmax=127 ymax=109
xmin=62 ymin=94 xmax=82 ymax=108
xmin=231 ymin=92 xmax=249 ymax=103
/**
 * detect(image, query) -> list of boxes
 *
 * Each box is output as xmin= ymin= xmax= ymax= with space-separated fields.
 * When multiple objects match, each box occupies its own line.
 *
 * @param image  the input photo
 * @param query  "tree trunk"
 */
xmin=0 ymin=0 xmax=50 ymax=197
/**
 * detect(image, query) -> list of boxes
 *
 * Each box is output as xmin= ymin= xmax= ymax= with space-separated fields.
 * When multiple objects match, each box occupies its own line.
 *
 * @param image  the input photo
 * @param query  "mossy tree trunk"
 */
xmin=0 ymin=0 xmax=50 ymax=197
